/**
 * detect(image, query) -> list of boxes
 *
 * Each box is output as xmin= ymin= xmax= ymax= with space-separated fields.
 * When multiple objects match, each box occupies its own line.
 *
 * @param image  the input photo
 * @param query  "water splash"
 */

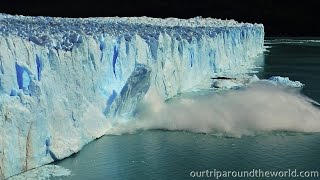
xmin=107 ymin=81 xmax=320 ymax=137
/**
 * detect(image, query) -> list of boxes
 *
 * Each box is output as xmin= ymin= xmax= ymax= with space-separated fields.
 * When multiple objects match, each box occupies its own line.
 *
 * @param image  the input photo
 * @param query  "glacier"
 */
xmin=0 ymin=13 xmax=264 ymax=179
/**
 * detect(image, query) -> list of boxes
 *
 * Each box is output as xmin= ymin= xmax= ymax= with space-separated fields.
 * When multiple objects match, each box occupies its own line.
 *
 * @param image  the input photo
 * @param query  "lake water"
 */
xmin=53 ymin=39 xmax=320 ymax=180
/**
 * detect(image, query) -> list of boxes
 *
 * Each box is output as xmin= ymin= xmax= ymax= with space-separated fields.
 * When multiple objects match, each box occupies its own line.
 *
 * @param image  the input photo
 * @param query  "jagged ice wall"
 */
xmin=0 ymin=14 xmax=264 ymax=179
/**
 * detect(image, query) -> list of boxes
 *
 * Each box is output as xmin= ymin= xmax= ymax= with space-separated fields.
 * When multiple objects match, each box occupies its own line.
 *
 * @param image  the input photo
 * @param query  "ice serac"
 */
xmin=0 ymin=13 xmax=264 ymax=178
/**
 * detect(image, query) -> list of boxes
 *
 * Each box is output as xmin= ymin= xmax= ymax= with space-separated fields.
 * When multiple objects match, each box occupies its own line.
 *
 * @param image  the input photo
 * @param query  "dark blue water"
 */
xmin=262 ymin=39 xmax=320 ymax=102
xmin=54 ymin=39 xmax=320 ymax=180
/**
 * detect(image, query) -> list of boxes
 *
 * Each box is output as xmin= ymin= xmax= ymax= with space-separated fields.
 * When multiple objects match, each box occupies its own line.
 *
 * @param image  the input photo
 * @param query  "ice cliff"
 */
xmin=0 ymin=13 xmax=264 ymax=179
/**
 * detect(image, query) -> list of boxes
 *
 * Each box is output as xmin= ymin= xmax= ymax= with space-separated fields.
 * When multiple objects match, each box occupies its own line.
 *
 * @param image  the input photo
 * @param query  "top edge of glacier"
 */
xmin=0 ymin=13 xmax=263 ymax=27
xmin=0 ymin=13 xmax=264 ymax=50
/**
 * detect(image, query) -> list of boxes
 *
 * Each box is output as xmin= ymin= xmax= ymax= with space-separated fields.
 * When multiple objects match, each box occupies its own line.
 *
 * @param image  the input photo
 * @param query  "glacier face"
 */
xmin=0 ymin=14 xmax=264 ymax=178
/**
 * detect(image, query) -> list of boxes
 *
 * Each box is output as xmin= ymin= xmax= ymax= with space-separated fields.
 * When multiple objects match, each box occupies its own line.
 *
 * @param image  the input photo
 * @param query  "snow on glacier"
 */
xmin=0 ymin=14 xmax=264 ymax=178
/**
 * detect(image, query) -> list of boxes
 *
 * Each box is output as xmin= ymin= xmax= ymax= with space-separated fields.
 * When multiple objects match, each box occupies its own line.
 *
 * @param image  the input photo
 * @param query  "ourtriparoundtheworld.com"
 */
xmin=190 ymin=169 xmax=319 ymax=179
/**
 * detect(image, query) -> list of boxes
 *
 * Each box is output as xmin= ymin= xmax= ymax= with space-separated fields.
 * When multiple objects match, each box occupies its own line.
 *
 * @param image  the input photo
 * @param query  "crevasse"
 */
xmin=0 ymin=14 xmax=264 ymax=179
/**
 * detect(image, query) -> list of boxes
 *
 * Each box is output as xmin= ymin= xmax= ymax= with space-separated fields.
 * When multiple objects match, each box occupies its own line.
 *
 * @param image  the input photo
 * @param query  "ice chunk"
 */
xmin=247 ymin=74 xmax=260 ymax=83
xmin=211 ymin=80 xmax=239 ymax=89
xmin=108 ymin=64 xmax=152 ymax=119
xmin=268 ymin=76 xmax=304 ymax=88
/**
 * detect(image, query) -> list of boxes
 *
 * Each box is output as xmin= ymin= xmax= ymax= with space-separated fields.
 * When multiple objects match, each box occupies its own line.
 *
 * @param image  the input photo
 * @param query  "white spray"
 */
xmin=107 ymin=81 xmax=320 ymax=137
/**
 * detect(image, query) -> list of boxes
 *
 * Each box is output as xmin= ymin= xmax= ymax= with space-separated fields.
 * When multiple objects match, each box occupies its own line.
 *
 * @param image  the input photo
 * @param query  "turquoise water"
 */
xmin=54 ymin=39 xmax=320 ymax=180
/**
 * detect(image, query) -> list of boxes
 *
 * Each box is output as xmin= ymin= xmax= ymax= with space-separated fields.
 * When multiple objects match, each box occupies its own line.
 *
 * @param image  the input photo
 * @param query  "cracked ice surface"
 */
xmin=0 ymin=14 xmax=264 ymax=178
